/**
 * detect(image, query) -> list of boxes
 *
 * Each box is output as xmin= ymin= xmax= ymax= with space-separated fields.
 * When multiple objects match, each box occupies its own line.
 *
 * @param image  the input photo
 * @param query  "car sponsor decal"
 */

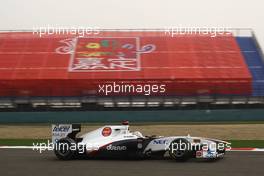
xmin=52 ymin=125 xmax=71 ymax=132
xmin=102 ymin=127 xmax=112 ymax=137
xmin=196 ymin=150 xmax=203 ymax=157
xmin=153 ymin=139 xmax=168 ymax=145
xmin=106 ymin=144 xmax=127 ymax=151
xmin=51 ymin=124 xmax=72 ymax=143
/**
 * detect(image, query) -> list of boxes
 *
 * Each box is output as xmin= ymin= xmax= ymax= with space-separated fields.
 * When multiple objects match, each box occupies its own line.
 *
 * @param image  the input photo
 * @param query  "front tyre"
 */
xmin=54 ymin=137 xmax=77 ymax=160
xmin=169 ymin=138 xmax=192 ymax=162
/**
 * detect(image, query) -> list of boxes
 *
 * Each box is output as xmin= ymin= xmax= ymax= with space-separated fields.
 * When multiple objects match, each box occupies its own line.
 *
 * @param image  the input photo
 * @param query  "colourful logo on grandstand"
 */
xmin=55 ymin=37 xmax=156 ymax=72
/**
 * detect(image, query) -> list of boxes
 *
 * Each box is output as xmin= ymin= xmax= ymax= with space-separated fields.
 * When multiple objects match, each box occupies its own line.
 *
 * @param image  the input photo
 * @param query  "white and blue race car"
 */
xmin=52 ymin=121 xmax=228 ymax=161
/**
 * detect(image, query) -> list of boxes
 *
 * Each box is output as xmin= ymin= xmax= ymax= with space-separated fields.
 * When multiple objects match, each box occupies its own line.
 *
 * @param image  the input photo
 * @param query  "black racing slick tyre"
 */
xmin=169 ymin=138 xmax=193 ymax=162
xmin=54 ymin=137 xmax=77 ymax=160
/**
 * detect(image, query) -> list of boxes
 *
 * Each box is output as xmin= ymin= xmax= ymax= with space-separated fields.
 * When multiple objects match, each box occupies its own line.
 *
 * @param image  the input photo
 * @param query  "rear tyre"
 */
xmin=169 ymin=138 xmax=192 ymax=162
xmin=54 ymin=137 xmax=77 ymax=160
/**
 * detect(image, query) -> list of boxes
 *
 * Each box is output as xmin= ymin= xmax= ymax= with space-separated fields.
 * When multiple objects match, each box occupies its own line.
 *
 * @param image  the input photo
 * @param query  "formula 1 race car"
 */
xmin=52 ymin=121 xmax=228 ymax=161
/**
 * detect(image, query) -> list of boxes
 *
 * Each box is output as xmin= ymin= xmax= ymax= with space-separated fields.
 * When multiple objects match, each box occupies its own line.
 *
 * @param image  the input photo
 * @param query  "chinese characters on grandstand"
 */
xmin=55 ymin=37 xmax=156 ymax=72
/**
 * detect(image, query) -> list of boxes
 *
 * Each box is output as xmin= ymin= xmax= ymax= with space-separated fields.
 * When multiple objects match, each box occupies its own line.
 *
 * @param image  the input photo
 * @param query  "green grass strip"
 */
xmin=0 ymin=139 xmax=48 ymax=146
xmin=228 ymin=140 xmax=264 ymax=148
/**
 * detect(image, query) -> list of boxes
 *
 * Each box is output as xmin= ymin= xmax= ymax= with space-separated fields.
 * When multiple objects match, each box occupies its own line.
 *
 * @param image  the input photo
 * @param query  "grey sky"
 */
xmin=0 ymin=0 xmax=263 ymax=47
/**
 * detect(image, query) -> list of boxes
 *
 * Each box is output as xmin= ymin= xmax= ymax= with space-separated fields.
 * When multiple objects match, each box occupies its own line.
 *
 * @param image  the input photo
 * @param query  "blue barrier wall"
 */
xmin=0 ymin=109 xmax=264 ymax=123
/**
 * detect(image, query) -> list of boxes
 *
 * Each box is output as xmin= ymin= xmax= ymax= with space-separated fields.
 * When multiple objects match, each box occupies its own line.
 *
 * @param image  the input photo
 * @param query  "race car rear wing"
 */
xmin=51 ymin=124 xmax=81 ymax=143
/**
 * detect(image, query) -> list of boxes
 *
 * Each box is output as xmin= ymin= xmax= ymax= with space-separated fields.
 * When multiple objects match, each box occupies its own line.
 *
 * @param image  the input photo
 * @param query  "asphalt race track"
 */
xmin=1 ymin=149 xmax=264 ymax=176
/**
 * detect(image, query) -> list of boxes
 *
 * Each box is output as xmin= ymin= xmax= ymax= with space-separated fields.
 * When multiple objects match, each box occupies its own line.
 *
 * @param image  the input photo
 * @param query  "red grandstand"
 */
xmin=0 ymin=31 xmax=255 ymax=97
